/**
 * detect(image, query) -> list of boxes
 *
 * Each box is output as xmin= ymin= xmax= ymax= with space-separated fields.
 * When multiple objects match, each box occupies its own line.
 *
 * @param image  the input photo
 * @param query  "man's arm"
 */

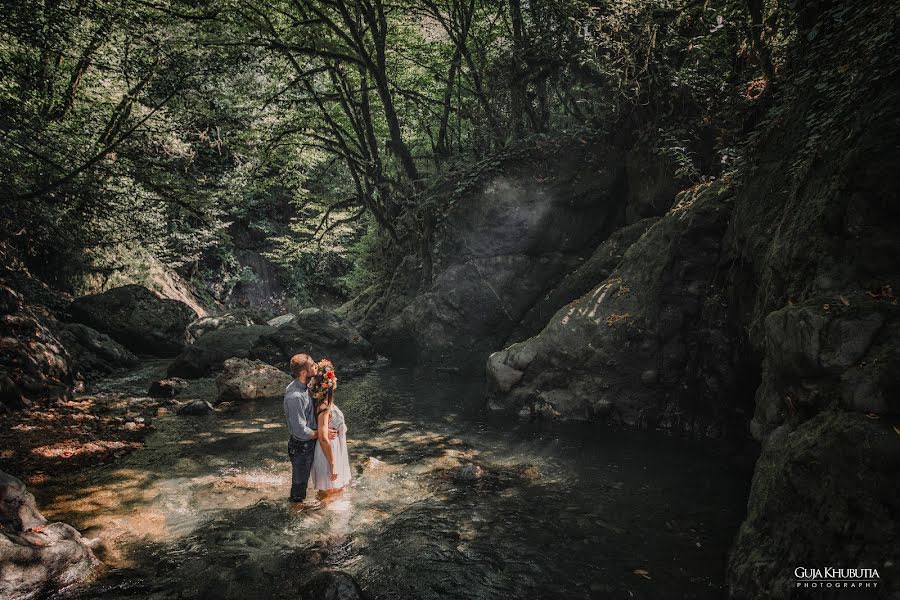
xmin=285 ymin=391 xmax=317 ymax=440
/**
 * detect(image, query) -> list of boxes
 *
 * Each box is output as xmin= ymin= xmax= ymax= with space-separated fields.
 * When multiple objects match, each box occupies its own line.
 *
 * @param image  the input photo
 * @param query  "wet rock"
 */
xmin=299 ymin=570 xmax=368 ymax=600
xmin=186 ymin=310 xmax=266 ymax=343
xmin=365 ymin=457 xmax=386 ymax=470
xmin=177 ymin=400 xmax=215 ymax=416
xmin=0 ymin=284 xmax=75 ymax=410
xmin=250 ymin=308 xmax=375 ymax=375
xmin=0 ymin=471 xmax=98 ymax=600
xmin=148 ymin=377 xmax=188 ymax=398
xmin=456 ymin=463 xmax=484 ymax=482
xmin=68 ymin=285 xmax=197 ymax=357
xmin=57 ymin=322 xmax=139 ymax=376
xmin=729 ymin=412 xmax=900 ymax=599
xmin=168 ymin=325 xmax=276 ymax=378
xmin=215 ymin=358 xmax=291 ymax=402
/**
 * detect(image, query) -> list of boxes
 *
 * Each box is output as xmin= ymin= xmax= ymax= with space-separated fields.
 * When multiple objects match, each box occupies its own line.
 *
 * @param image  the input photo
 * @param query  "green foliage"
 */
xmin=6 ymin=0 xmax=874 ymax=307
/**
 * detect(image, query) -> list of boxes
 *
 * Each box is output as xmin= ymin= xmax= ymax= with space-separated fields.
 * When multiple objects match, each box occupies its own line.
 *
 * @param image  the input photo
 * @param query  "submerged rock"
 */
xmin=0 ymin=471 xmax=98 ymax=600
xmin=456 ymin=463 xmax=485 ymax=482
xmin=215 ymin=358 xmax=290 ymax=402
xmin=68 ymin=285 xmax=197 ymax=357
xmin=298 ymin=570 xmax=368 ymax=600
xmin=176 ymin=400 xmax=215 ymax=415
xmin=148 ymin=377 xmax=188 ymax=398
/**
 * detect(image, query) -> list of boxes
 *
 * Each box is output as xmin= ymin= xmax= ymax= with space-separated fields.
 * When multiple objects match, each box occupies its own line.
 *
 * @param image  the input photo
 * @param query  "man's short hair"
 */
xmin=290 ymin=353 xmax=313 ymax=378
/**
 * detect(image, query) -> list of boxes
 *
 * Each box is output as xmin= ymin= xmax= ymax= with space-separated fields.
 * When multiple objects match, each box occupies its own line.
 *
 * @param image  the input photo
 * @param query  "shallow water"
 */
xmin=37 ymin=364 xmax=752 ymax=599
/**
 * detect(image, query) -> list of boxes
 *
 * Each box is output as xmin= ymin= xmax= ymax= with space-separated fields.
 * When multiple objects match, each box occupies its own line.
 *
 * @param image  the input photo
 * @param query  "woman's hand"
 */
xmin=329 ymin=464 xmax=338 ymax=481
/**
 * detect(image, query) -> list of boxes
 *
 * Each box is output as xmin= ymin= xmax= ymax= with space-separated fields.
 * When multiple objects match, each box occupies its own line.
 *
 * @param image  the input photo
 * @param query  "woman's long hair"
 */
xmin=310 ymin=373 xmax=334 ymax=417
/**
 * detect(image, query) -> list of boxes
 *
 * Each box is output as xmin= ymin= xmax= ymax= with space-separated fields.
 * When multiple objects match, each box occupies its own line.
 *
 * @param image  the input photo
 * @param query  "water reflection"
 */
xmin=36 ymin=365 xmax=751 ymax=599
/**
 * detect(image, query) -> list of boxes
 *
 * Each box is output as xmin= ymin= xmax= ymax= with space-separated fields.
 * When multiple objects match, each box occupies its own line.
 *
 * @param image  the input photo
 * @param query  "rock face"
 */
xmin=722 ymin=4 xmax=900 ymax=594
xmin=0 ymin=471 xmax=98 ymax=600
xmin=250 ymin=308 xmax=375 ymax=375
xmin=486 ymin=182 xmax=753 ymax=434
xmin=507 ymin=217 xmax=658 ymax=343
xmin=358 ymin=140 xmax=645 ymax=370
xmin=728 ymin=412 xmax=899 ymax=599
xmin=68 ymin=285 xmax=197 ymax=356
xmin=167 ymin=325 xmax=276 ymax=378
xmin=0 ymin=285 xmax=74 ymax=410
xmin=215 ymin=358 xmax=291 ymax=402
xmin=57 ymin=322 xmax=139 ymax=376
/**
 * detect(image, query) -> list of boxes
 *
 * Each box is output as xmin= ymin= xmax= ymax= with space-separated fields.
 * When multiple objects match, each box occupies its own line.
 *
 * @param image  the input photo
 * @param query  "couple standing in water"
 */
xmin=283 ymin=353 xmax=352 ymax=504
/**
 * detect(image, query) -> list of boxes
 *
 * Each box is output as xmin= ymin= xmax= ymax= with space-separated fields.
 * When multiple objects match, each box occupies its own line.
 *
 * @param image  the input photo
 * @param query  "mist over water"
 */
xmin=38 ymin=364 xmax=751 ymax=600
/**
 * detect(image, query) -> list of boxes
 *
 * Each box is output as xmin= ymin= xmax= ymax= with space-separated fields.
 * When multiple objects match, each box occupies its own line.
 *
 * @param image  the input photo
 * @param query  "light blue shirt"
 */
xmin=283 ymin=379 xmax=317 ymax=440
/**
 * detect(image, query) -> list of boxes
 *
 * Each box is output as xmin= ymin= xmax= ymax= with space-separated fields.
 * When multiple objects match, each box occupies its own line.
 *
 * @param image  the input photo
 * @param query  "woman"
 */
xmin=310 ymin=360 xmax=351 ymax=495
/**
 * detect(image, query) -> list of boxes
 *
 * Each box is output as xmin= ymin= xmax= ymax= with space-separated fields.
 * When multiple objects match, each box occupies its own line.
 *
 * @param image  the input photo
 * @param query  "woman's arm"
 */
xmin=317 ymin=409 xmax=338 ymax=480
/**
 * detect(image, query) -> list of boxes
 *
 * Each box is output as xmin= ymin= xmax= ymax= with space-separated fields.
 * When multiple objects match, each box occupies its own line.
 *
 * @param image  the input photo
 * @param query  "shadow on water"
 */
xmin=36 ymin=365 xmax=753 ymax=600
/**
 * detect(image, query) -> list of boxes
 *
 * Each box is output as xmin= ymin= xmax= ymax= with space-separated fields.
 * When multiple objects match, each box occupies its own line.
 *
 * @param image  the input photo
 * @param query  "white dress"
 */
xmin=311 ymin=403 xmax=351 ymax=490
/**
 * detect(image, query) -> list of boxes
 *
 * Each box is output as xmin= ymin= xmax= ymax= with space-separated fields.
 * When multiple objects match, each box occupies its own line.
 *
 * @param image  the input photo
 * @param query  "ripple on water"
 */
xmin=41 ymin=366 xmax=751 ymax=600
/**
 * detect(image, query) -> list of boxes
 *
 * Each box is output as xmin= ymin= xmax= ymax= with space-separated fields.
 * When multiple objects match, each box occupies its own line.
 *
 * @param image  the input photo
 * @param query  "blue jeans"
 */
xmin=288 ymin=437 xmax=317 ymax=501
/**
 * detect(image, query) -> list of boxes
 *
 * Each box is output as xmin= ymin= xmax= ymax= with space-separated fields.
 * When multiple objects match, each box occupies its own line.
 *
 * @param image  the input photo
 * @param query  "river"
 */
xmin=35 ymin=362 xmax=752 ymax=599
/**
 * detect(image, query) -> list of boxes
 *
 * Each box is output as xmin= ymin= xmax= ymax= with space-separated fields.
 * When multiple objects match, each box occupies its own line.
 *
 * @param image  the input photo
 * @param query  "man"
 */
xmin=284 ymin=353 xmax=337 ymax=503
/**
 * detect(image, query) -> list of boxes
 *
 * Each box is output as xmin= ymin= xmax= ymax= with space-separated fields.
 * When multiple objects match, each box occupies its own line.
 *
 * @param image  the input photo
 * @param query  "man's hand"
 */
xmin=328 ymin=427 xmax=338 ymax=440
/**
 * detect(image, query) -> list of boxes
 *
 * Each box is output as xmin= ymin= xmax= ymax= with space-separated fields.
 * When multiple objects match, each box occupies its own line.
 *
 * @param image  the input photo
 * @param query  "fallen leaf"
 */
xmin=865 ymin=413 xmax=880 ymax=420
xmin=839 ymin=295 xmax=850 ymax=306
xmin=893 ymin=426 xmax=900 ymax=436
xmin=633 ymin=569 xmax=651 ymax=579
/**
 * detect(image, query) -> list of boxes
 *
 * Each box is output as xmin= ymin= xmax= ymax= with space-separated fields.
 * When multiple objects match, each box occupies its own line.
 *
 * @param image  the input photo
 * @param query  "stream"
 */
xmin=36 ymin=362 xmax=752 ymax=599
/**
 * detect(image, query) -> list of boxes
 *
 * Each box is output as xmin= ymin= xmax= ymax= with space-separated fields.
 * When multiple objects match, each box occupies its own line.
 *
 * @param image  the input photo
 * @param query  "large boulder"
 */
xmin=167 ymin=325 xmax=276 ymax=378
xmin=0 ymin=285 xmax=74 ymax=410
xmin=507 ymin=217 xmax=658 ymax=343
xmin=728 ymin=412 xmax=899 ymax=599
xmin=250 ymin=308 xmax=375 ymax=375
xmin=346 ymin=136 xmax=640 ymax=370
xmin=215 ymin=358 xmax=291 ymax=402
xmin=0 ymin=471 xmax=98 ymax=600
xmin=57 ymin=322 xmax=139 ymax=377
xmin=486 ymin=182 xmax=753 ymax=435
xmin=186 ymin=310 xmax=267 ymax=344
xmin=68 ymin=285 xmax=197 ymax=356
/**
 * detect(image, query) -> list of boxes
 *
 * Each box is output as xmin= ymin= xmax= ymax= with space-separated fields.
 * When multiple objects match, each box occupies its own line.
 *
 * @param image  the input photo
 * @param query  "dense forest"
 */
xmin=3 ymin=0 xmax=786 ymax=301
xmin=1 ymin=0 xmax=897 ymax=599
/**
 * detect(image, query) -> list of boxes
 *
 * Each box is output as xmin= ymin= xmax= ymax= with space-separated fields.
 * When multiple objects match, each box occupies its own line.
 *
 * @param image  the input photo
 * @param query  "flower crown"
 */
xmin=309 ymin=359 xmax=337 ymax=401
